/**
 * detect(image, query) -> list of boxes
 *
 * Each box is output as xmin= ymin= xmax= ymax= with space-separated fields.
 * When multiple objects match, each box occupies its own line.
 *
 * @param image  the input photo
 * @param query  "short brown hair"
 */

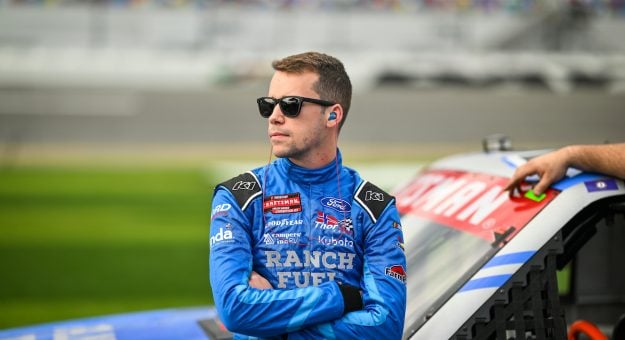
xmin=272 ymin=51 xmax=352 ymax=130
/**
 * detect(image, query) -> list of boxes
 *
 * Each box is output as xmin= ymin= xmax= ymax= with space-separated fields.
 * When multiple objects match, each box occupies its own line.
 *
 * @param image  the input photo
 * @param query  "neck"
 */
xmin=289 ymin=141 xmax=337 ymax=168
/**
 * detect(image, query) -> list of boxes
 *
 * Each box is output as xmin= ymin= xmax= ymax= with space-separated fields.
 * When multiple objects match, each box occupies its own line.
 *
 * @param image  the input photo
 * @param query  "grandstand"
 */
xmin=0 ymin=0 xmax=624 ymax=91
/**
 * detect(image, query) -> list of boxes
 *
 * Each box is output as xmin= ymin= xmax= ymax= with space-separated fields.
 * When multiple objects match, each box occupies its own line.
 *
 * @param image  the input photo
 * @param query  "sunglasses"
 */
xmin=257 ymin=96 xmax=335 ymax=118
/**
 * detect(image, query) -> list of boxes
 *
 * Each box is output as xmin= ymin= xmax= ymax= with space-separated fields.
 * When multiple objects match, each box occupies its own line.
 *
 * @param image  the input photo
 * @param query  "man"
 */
xmin=209 ymin=52 xmax=406 ymax=339
xmin=506 ymin=143 xmax=625 ymax=195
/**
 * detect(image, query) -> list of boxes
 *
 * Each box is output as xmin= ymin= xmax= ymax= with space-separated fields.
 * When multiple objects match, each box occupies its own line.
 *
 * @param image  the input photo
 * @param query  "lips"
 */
xmin=269 ymin=131 xmax=289 ymax=139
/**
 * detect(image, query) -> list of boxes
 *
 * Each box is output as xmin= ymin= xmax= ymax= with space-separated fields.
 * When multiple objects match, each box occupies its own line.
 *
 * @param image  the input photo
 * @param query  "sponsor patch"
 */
xmin=392 ymin=221 xmax=402 ymax=230
xmin=317 ymin=235 xmax=354 ymax=248
xmin=211 ymin=203 xmax=231 ymax=220
xmin=264 ymin=249 xmax=356 ymax=288
xmin=315 ymin=211 xmax=353 ymax=235
xmin=263 ymin=193 xmax=302 ymax=214
xmin=263 ymin=232 xmax=302 ymax=245
xmin=355 ymin=181 xmax=393 ymax=223
xmin=232 ymin=180 xmax=256 ymax=191
xmin=210 ymin=224 xmax=234 ymax=247
xmin=321 ymin=197 xmax=352 ymax=213
xmin=396 ymin=236 xmax=404 ymax=252
xmin=385 ymin=265 xmax=407 ymax=284
xmin=218 ymin=172 xmax=262 ymax=211
xmin=266 ymin=218 xmax=304 ymax=228
xmin=339 ymin=220 xmax=354 ymax=235
xmin=316 ymin=211 xmax=338 ymax=228
xmin=584 ymin=178 xmax=618 ymax=192
xmin=365 ymin=190 xmax=385 ymax=202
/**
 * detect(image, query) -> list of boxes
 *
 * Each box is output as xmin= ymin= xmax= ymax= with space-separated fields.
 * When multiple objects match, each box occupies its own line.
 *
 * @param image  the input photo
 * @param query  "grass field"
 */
xmin=0 ymin=164 xmax=216 ymax=329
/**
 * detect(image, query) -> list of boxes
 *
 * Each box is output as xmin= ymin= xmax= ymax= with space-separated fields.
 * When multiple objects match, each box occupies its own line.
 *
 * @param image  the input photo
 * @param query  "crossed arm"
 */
xmin=505 ymin=143 xmax=625 ymax=195
xmin=249 ymin=270 xmax=273 ymax=290
xmin=209 ymin=189 xmax=406 ymax=339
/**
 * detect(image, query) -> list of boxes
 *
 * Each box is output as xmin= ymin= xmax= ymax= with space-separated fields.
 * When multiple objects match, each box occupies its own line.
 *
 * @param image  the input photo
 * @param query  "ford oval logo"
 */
xmin=321 ymin=197 xmax=351 ymax=213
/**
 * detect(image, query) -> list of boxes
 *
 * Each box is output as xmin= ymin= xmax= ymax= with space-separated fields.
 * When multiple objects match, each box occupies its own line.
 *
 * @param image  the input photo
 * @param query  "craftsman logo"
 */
xmin=210 ymin=224 xmax=234 ymax=247
xmin=385 ymin=265 xmax=407 ymax=283
xmin=321 ymin=197 xmax=351 ymax=213
xmin=211 ymin=203 xmax=231 ymax=220
xmin=365 ymin=191 xmax=384 ymax=201
xmin=263 ymin=193 xmax=302 ymax=214
xmin=232 ymin=181 xmax=256 ymax=191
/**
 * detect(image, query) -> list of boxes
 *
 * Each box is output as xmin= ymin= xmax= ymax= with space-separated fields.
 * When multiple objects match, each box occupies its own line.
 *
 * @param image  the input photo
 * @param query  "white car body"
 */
xmin=397 ymin=149 xmax=625 ymax=339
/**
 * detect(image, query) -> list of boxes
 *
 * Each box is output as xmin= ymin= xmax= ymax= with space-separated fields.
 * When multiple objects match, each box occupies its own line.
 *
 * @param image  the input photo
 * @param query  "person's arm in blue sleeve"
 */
xmin=209 ymin=188 xmax=363 ymax=338
xmin=286 ymin=201 xmax=407 ymax=339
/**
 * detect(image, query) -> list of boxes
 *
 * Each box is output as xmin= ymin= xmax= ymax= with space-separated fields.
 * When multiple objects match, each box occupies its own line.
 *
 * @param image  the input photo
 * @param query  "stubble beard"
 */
xmin=272 ymin=133 xmax=323 ymax=162
xmin=272 ymin=139 xmax=308 ymax=160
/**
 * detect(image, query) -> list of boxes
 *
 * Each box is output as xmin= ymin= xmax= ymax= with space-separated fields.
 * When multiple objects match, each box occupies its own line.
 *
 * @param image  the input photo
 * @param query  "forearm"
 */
xmin=285 ymin=253 xmax=406 ymax=339
xmin=214 ymin=280 xmax=345 ymax=337
xmin=565 ymin=143 xmax=625 ymax=179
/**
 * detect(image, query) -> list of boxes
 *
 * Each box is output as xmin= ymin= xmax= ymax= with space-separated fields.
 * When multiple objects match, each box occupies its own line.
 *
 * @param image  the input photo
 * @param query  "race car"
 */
xmin=397 ymin=142 xmax=625 ymax=340
xmin=1 ymin=142 xmax=624 ymax=340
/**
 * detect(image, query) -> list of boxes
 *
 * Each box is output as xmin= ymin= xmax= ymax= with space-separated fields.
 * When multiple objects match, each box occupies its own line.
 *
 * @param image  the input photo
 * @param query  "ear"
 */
xmin=326 ymin=105 xmax=343 ymax=128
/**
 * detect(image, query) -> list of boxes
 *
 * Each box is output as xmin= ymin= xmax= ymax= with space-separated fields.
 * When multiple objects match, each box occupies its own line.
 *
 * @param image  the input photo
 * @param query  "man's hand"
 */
xmin=249 ymin=271 xmax=273 ymax=290
xmin=505 ymin=147 xmax=572 ymax=196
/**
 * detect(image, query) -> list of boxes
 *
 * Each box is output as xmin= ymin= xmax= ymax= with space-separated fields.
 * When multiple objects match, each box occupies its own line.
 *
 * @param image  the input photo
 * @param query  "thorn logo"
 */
xmin=232 ymin=181 xmax=256 ymax=191
xmin=385 ymin=265 xmax=406 ymax=283
xmin=315 ymin=212 xmax=353 ymax=235
xmin=210 ymin=225 xmax=234 ymax=247
xmin=365 ymin=190 xmax=384 ymax=201
xmin=315 ymin=211 xmax=338 ymax=228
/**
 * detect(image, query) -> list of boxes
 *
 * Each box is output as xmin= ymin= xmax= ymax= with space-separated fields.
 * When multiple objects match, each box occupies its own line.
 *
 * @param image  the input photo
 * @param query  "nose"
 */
xmin=268 ymin=104 xmax=285 ymax=125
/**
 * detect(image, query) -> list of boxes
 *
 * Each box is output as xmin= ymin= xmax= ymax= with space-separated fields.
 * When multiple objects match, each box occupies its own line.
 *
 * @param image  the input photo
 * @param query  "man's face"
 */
xmin=266 ymin=71 xmax=330 ymax=162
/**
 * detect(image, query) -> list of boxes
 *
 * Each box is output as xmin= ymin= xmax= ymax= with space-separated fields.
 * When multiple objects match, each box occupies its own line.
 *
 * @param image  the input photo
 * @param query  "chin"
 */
xmin=271 ymin=147 xmax=288 ymax=159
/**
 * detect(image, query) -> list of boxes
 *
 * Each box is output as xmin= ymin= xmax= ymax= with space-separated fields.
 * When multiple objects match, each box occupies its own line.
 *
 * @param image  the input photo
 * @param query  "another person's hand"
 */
xmin=505 ymin=147 xmax=572 ymax=196
xmin=249 ymin=271 xmax=273 ymax=290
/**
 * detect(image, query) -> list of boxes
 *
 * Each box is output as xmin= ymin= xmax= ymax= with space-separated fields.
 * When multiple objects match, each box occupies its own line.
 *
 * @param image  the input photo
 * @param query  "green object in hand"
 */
xmin=525 ymin=190 xmax=546 ymax=202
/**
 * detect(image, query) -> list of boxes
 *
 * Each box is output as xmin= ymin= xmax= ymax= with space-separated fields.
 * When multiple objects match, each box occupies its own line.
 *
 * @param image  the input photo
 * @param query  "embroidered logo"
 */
xmin=263 ymin=193 xmax=302 ymax=214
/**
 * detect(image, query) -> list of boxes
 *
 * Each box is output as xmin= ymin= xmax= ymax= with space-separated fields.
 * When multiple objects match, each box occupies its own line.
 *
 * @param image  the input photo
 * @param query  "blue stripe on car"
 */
xmin=459 ymin=274 xmax=512 ymax=292
xmin=483 ymin=251 xmax=535 ymax=268
xmin=552 ymin=173 xmax=605 ymax=191
xmin=460 ymin=251 xmax=536 ymax=292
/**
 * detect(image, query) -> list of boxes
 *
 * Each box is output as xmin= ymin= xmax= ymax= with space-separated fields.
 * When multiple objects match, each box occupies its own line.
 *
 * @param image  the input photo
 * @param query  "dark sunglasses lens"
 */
xmin=279 ymin=97 xmax=302 ymax=117
xmin=258 ymin=98 xmax=277 ymax=118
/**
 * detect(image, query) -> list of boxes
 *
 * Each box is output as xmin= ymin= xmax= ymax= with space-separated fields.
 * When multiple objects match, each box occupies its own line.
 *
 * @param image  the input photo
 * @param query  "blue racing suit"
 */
xmin=209 ymin=150 xmax=406 ymax=339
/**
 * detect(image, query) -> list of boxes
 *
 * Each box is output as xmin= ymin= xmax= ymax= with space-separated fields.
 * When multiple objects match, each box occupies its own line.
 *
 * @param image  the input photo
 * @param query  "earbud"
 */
xmin=328 ymin=112 xmax=337 ymax=121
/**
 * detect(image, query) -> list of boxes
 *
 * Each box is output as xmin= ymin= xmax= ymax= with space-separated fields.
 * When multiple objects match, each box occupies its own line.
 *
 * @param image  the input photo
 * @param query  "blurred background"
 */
xmin=1 ymin=0 xmax=624 ymax=330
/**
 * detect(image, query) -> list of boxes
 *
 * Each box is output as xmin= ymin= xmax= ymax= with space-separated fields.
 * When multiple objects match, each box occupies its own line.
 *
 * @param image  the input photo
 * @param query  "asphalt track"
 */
xmin=0 ymin=85 xmax=623 ymax=156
